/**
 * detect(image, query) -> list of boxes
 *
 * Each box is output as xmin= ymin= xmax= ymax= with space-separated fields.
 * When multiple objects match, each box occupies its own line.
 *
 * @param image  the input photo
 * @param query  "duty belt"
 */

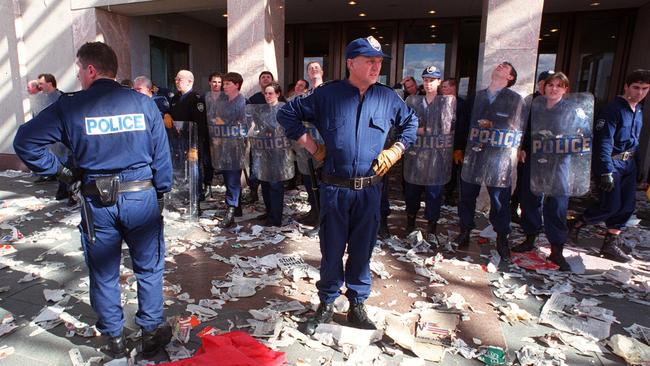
xmin=81 ymin=179 xmax=153 ymax=196
xmin=612 ymin=150 xmax=635 ymax=161
xmin=321 ymin=174 xmax=382 ymax=190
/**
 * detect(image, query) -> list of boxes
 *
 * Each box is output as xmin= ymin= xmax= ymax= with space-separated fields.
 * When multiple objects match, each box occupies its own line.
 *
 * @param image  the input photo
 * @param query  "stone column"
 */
xmin=227 ymin=0 xmax=285 ymax=98
xmin=476 ymin=0 xmax=544 ymax=97
xmin=72 ymin=8 xmax=131 ymax=82
xmin=475 ymin=0 xmax=543 ymax=212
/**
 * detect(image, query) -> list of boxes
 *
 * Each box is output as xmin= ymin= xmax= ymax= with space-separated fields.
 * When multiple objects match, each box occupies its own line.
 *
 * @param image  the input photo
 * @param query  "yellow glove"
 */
xmin=163 ymin=113 xmax=173 ymax=129
xmin=372 ymin=143 xmax=404 ymax=176
xmin=312 ymin=144 xmax=326 ymax=162
xmin=214 ymin=117 xmax=225 ymax=125
xmin=187 ymin=148 xmax=198 ymax=162
xmin=453 ymin=150 xmax=464 ymax=164
xmin=647 ymin=185 xmax=650 ymax=201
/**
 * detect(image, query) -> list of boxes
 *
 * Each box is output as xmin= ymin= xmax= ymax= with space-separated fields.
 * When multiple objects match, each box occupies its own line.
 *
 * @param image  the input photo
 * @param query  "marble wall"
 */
xmin=476 ymin=0 xmax=544 ymax=97
xmin=227 ymin=0 xmax=285 ymax=98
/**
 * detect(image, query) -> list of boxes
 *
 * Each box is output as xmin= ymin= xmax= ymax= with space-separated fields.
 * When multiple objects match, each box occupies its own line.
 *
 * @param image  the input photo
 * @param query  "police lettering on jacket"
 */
xmin=85 ymin=114 xmax=146 ymax=135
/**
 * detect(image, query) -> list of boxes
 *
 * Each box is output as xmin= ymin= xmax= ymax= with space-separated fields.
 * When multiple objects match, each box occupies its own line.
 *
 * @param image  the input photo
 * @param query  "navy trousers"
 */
xmin=317 ymin=183 xmax=381 ymax=304
xmin=79 ymin=185 xmax=164 ymax=337
xmin=222 ymin=170 xmax=242 ymax=207
xmin=583 ymin=160 xmax=637 ymax=229
xmin=261 ymin=180 xmax=284 ymax=226
xmin=458 ymin=180 xmax=511 ymax=235
xmin=404 ymin=182 xmax=443 ymax=222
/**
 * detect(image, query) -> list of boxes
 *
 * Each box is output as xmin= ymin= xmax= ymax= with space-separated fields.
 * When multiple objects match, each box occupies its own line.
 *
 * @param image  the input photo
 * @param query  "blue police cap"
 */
xmin=537 ymin=70 xmax=554 ymax=83
xmin=422 ymin=66 xmax=442 ymax=79
xmin=345 ymin=36 xmax=391 ymax=59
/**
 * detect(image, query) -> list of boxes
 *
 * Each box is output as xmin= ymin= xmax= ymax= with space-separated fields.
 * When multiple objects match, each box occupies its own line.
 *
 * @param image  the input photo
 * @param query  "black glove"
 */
xmin=599 ymin=173 xmax=615 ymax=192
xmin=56 ymin=164 xmax=81 ymax=185
xmin=157 ymin=192 xmax=165 ymax=215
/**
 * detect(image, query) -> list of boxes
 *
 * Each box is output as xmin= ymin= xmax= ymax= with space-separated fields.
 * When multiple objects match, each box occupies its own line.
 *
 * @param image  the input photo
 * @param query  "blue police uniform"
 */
xmin=278 ymin=80 xmax=417 ymax=304
xmin=582 ymin=96 xmax=642 ymax=228
xmin=13 ymin=78 xmax=172 ymax=337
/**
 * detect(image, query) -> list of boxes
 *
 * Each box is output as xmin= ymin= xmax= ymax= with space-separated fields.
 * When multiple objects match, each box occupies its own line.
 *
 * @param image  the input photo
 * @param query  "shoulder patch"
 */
xmin=595 ymin=119 xmax=606 ymax=130
xmin=197 ymin=102 xmax=205 ymax=112
xmin=318 ymin=80 xmax=340 ymax=89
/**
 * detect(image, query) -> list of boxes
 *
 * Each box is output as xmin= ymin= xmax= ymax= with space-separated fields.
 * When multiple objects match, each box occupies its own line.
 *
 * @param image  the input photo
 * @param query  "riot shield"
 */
xmin=208 ymin=97 xmax=248 ymax=170
xmin=169 ymin=121 xmax=199 ymax=220
xmin=403 ymin=95 xmax=456 ymax=186
xmin=530 ymin=93 xmax=593 ymax=197
xmin=461 ymin=88 xmax=526 ymax=188
xmin=295 ymin=122 xmax=324 ymax=175
xmin=247 ymin=103 xmax=295 ymax=183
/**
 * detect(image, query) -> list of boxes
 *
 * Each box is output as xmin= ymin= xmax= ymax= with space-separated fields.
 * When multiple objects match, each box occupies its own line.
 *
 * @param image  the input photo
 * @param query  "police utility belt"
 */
xmin=321 ymin=173 xmax=382 ymax=190
xmin=81 ymin=176 xmax=153 ymax=206
xmin=612 ymin=149 xmax=635 ymax=161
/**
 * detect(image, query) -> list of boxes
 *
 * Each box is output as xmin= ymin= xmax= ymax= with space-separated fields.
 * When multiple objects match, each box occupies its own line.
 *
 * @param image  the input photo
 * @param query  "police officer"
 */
xmin=570 ymin=69 xmax=650 ymax=262
xmin=278 ymin=36 xmax=417 ymax=334
xmin=512 ymin=72 xmax=591 ymax=271
xmin=13 ymin=42 xmax=172 ymax=358
xmin=403 ymin=66 xmax=450 ymax=245
xmin=456 ymin=62 xmax=525 ymax=262
xmin=168 ymin=70 xmax=212 ymax=201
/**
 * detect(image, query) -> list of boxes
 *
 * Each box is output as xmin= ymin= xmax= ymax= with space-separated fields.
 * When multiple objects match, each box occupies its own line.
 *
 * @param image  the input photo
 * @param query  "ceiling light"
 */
xmin=428 ymin=10 xmax=436 ymax=14
xmin=543 ymin=33 xmax=550 ymax=37
xmin=378 ymin=36 xmax=384 ymax=39
xmin=358 ymin=12 xmax=366 ymax=17
xmin=430 ymin=35 xmax=437 ymax=38
xmin=222 ymin=13 xmax=228 ymax=17
xmin=370 ymin=26 xmax=376 ymax=30
xmin=348 ymin=1 xmax=357 ymax=4
xmin=590 ymin=2 xmax=600 ymax=6
xmin=550 ymin=28 xmax=559 ymax=32
xmin=430 ymin=25 xmax=437 ymax=28
xmin=611 ymin=35 xmax=616 ymax=38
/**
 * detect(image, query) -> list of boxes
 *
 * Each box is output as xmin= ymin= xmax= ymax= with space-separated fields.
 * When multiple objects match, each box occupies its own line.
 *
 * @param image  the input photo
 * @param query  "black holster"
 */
xmin=94 ymin=175 xmax=120 ymax=206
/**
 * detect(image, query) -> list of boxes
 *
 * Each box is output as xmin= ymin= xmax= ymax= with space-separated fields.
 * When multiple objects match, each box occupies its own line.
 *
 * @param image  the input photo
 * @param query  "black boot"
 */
xmin=405 ymin=214 xmax=416 ymax=234
xmin=378 ymin=217 xmax=390 ymax=239
xmin=298 ymin=209 xmax=319 ymax=227
xmin=107 ymin=333 xmax=127 ymax=358
xmin=142 ymin=325 xmax=172 ymax=358
xmin=600 ymin=233 xmax=631 ymax=263
xmin=234 ymin=205 xmax=243 ymax=217
xmin=567 ymin=216 xmax=584 ymax=243
xmin=347 ymin=302 xmax=376 ymax=330
xmin=219 ymin=206 xmax=236 ymax=228
xmin=427 ymin=220 xmax=439 ymax=246
xmin=512 ymin=234 xmax=537 ymax=253
xmin=454 ymin=228 xmax=470 ymax=249
xmin=305 ymin=302 xmax=334 ymax=335
xmin=496 ymin=234 xmax=511 ymax=262
xmin=548 ymin=243 xmax=571 ymax=271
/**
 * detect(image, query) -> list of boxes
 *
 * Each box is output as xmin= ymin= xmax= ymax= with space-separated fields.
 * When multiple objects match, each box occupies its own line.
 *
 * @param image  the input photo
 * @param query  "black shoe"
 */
xmin=512 ymin=234 xmax=537 ymax=253
xmin=405 ymin=214 xmax=416 ymax=235
xmin=234 ymin=205 xmax=243 ymax=217
xmin=567 ymin=216 xmax=584 ymax=243
xmin=496 ymin=234 xmax=511 ymax=263
xmin=219 ymin=206 xmax=236 ymax=228
xmin=67 ymin=196 xmax=78 ymax=207
xmin=511 ymin=211 xmax=521 ymax=224
xmin=305 ymin=303 xmax=334 ymax=335
xmin=107 ymin=333 xmax=127 ymax=358
xmin=256 ymin=212 xmax=268 ymax=221
xmin=347 ymin=302 xmax=376 ymax=330
xmin=600 ymin=233 xmax=631 ymax=263
xmin=548 ymin=244 xmax=571 ymax=271
xmin=264 ymin=218 xmax=281 ymax=227
xmin=378 ymin=217 xmax=390 ymax=239
xmin=142 ymin=325 xmax=172 ymax=358
xmin=297 ymin=209 xmax=319 ymax=227
xmin=426 ymin=221 xmax=439 ymax=246
xmin=454 ymin=228 xmax=470 ymax=249
xmin=243 ymin=190 xmax=259 ymax=204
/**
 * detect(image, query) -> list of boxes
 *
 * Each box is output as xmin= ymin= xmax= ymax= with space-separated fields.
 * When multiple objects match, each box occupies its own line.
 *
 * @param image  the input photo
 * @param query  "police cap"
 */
xmin=345 ymin=36 xmax=391 ymax=59
xmin=422 ymin=66 xmax=442 ymax=79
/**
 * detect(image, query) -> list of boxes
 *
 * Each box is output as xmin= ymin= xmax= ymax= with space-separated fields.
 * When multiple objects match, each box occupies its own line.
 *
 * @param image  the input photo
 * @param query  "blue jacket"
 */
xmin=13 ymin=79 xmax=172 ymax=192
xmin=593 ymin=96 xmax=643 ymax=175
xmin=277 ymin=80 xmax=418 ymax=178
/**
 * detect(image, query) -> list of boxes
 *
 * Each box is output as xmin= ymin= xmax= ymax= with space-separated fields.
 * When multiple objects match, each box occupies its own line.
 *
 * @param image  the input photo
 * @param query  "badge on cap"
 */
xmin=366 ymin=36 xmax=381 ymax=51
xmin=426 ymin=66 xmax=437 ymax=74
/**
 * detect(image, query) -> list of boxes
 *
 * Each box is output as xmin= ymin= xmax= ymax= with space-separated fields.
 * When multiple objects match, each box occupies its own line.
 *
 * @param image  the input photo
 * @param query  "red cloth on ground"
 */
xmin=159 ymin=331 xmax=287 ymax=366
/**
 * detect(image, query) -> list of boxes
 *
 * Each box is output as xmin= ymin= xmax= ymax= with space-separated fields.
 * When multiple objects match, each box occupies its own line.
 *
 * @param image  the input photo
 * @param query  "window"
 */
xmin=150 ymin=36 xmax=189 ymax=90
xmin=401 ymin=20 xmax=454 ymax=86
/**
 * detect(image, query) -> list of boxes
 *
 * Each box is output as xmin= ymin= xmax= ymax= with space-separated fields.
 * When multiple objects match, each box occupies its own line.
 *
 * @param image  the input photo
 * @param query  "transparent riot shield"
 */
xmin=530 ymin=93 xmax=593 ymax=197
xmin=403 ymin=95 xmax=456 ymax=186
xmin=295 ymin=122 xmax=324 ymax=175
xmin=169 ymin=121 xmax=199 ymax=220
xmin=247 ymin=103 xmax=295 ymax=182
xmin=208 ymin=96 xmax=248 ymax=170
xmin=461 ymin=88 xmax=526 ymax=188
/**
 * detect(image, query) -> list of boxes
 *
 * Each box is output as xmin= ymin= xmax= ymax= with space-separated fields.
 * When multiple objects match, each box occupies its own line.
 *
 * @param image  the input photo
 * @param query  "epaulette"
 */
xmin=317 ymin=80 xmax=339 ymax=89
xmin=373 ymin=81 xmax=394 ymax=90
xmin=61 ymin=91 xmax=80 ymax=98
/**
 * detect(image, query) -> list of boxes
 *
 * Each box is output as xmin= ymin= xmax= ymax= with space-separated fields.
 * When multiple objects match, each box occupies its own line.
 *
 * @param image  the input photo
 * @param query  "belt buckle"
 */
xmin=353 ymin=177 xmax=363 ymax=190
xmin=622 ymin=151 xmax=631 ymax=160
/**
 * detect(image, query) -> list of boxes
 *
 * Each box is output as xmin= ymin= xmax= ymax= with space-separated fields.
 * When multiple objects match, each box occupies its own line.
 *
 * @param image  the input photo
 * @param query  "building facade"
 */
xmin=2 ymin=0 xmax=649 ymax=177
